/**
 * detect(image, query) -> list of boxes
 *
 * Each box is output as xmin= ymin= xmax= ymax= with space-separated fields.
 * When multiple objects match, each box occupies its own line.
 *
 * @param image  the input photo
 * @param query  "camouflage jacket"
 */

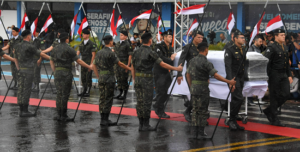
xmin=187 ymin=54 xmax=218 ymax=95
xmin=94 ymin=47 xmax=119 ymax=83
xmin=0 ymin=48 xmax=5 ymax=56
xmin=52 ymin=39 xmax=60 ymax=48
xmin=14 ymin=41 xmax=41 ymax=73
xmin=132 ymin=45 xmax=162 ymax=74
xmin=78 ymin=39 xmax=97 ymax=63
xmin=114 ymin=40 xmax=133 ymax=63
xmin=31 ymin=37 xmax=45 ymax=60
xmin=50 ymin=43 xmax=79 ymax=70
xmin=178 ymin=43 xmax=199 ymax=77
xmin=224 ymin=44 xmax=246 ymax=80
xmin=8 ymin=36 xmax=23 ymax=57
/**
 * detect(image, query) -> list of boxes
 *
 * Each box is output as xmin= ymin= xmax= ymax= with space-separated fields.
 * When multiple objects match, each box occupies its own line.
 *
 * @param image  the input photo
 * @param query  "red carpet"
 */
xmin=2 ymin=95 xmax=300 ymax=139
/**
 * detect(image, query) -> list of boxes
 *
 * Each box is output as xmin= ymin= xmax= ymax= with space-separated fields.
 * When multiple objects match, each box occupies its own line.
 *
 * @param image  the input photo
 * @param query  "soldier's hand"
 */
xmin=228 ymin=78 xmax=236 ymax=86
xmin=112 ymin=49 xmax=115 ymax=52
xmin=171 ymin=53 xmax=177 ymax=61
xmin=88 ymin=65 xmax=93 ymax=71
xmin=289 ymin=77 xmax=293 ymax=84
xmin=177 ymin=63 xmax=183 ymax=72
xmin=37 ymin=59 xmax=42 ymax=67
xmin=177 ymin=76 xmax=183 ymax=85
xmin=229 ymin=84 xmax=235 ymax=92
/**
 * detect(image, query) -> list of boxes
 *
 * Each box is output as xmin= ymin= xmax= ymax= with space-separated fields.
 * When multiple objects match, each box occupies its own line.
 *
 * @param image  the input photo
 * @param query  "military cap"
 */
xmin=82 ymin=29 xmax=90 ymax=34
xmin=141 ymin=32 xmax=152 ymax=40
xmin=273 ymin=29 xmax=285 ymax=34
xmin=197 ymin=42 xmax=208 ymax=50
xmin=167 ymin=29 xmax=173 ymax=33
xmin=59 ymin=32 xmax=69 ymax=39
xmin=103 ymin=35 xmax=113 ymax=41
xmin=163 ymin=30 xmax=173 ymax=36
xmin=21 ymin=29 xmax=31 ymax=37
xmin=57 ymin=28 xmax=65 ymax=33
xmin=120 ymin=30 xmax=128 ymax=37
xmin=35 ymin=28 xmax=41 ymax=33
xmin=193 ymin=30 xmax=204 ymax=36
xmin=231 ymin=28 xmax=240 ymax=34
xmin=12 ymin=27 xmax=19 ymax=32
xmin=234 ymin=31 xmax=244 ymax=37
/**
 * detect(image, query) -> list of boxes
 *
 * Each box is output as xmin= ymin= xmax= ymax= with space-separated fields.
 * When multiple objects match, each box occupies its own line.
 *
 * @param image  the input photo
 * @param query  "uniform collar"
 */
xmin=198 ymin=54 xmax=206 ymax=58
xmin=13 ymin=35 xmax=19 ymax=39
xmin=84 ymin=39 xmax=89 ymax=45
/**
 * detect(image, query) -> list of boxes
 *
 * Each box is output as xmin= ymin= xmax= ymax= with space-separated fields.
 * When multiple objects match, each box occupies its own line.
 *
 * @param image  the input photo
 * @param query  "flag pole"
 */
xmin=209 ymin=0 xmax=269 ymax=141
xmin=116 ymin=4 xmax=132 ymax=45
xmin=157 ymin=5 xmax=166 ymax=32
xmin=145 ymin=0 xmax=155 ymax=33
xmin=154 ymin=0 xmax=211 ymax=131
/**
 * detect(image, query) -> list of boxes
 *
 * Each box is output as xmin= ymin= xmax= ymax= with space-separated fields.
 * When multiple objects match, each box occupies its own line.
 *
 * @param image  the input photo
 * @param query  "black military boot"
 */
xmin=107 ymin=113 xmax=117 ymax=126
xmin=263 ymin=108 xmax=273 ymax=123
xmin=114 ymin=89 xmax=123 ymax=99
xmin=199 ymin=126 xmax=207 ymax=136
xmin=78 ymin=87 xmax=87 ymax=96
xmin=142 ymin=118 xmax=156 ymax=131
xmin=100 ymin=113 xmax=108 ymax=126
xmin=32 ymin=84 xmax=40 ymax=92
xmin=83 ymin=87 xmax=91 ymax=97
xmin=19 ymin=105 xmax=35 ymax=117
xmin=138 ymin=118 xmax=143 ymax=131
xmin=234 ymin=121 xmax=245 ymax=130
xmin=53 ymin=109 xmax=61 ymax=121
xmin=228 ymin=118 xmax=238 ymax=131
xmin=183 ymin=106 xmax=192 ymax=122
xmin=189 ymin=126 xmax=198 ymax=139
xmin=61 ymin=109 xmax=72 ymax=122
xmin=118 ymin=90 xmax=127 ymax=100
xmin=11 ymin=81 xmax=18 ymax=90
xmin=271 ymin=117 xmax=286 ymax=127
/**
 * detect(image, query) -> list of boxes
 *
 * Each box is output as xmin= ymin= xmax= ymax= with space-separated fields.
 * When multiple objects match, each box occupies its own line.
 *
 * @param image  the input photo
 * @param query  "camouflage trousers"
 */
xmin=98 ymin=82 xmax=115 ymax=113
xmin=54 ymin=70 xmax=73 ymax=111
xmin=17 ymin=72 xmax=34 ymax=105
xmin=11 ymin=62 xmax=18 ymax=82
xmin=191 ymin=93 xmax=210 ymax=127
xmin=81 ymin=65 xmax=92 ymax=88
xmin=115 ymin=66 xmax=129 ymax=90
xmin=33 ymin=64 xmax=41 ymax=85
xmin=135 ymin=77 xmax=153 ymax=118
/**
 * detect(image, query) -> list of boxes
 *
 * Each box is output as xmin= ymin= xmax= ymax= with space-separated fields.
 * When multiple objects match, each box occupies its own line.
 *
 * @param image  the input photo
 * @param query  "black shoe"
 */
xmin=83 ymin=93 xmax=90 ymax=97
xmin=142 ymin=118 xmax=155 ymax=131
xmin=107 ymin=113 xmax=117 ymax=126
xmin=236 ymin=115 xmax=243 ymax=121
xmin=189 ymin=126 xmax=198 ymax=139
xmin=61 ymin=109 xmax=73 ymax=122
xmin=138 ymin=118 xmax=143 ymax=131
xmin=114 ymin=89 xmax=123 ymax=99
xmin=263 ymin=109 xmax=273 ymax=123
xmin=100 ymin=113 xmax=108 ymax=126
xmin=199 ymin=127 xmax=207 ymax=136
xmin=78 ymin=88 xmax=87 ymax=96
xmin=19 ymin=105 xmax=35 ymax=117
xmin=271 ymin=120 xmax=286 ymax=127
xmin=118 ymin=90 xmax=127 ymax=100
xmin=160 ymin=112 xmax=170 ymax=118
xmin=228 ymin=119 xmax=237 ymax=131
xmin=183 ymin=108 xmax=191 ymax=122
xmin=11 ymin=86 xmax=18 ymax=90
xmin=234 ymin=121 xmax=245 ymax=130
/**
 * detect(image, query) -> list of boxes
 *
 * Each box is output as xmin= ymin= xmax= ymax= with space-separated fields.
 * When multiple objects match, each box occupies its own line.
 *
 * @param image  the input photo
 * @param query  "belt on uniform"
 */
xmin=20 ymin=67 xmax=34 ymax=70
xmin=192 ymin=80 xmax=208 ymax=85
xmin=99 ymin=70 xmax=114 ymax=75
xmin=120 ymin=61 xmax=128 ymax=64
xmin=56 ymin=67 xmax=71 ymax=71
xmin=135 ymin=73 xmax=153 ymax=77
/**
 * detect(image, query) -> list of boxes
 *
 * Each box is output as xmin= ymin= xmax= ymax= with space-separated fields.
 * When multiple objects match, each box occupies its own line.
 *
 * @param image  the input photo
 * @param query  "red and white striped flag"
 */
xmin=110 ymin=9 xmax=117 ymax=39
xmin=174 ymin=4 xmax=205 ymax=15
xmin=20 ymin=13 xmax=29 ymax=32
xmin=226 ymin=12 xmax=235 ymax=34
xmin=40 ymin=15 xmax=53 ymax=34
xmin=129 ymin=9 xmax=152 ymax=28
xmin=30 ymin=17 xmax=38 ymax=35
xmin=70 ymin=13 xmax=78 ymax=39
xmin=249 ymin=12 xmax=265 ymax=46
xmin=116 ymin=15 xmax=124 ymax=29
xmin=157 ymin=15 xmax=162 ymax=41
xmin=263 ymin=15 xmax=284 ymax=34
xmin=77 ymin=17 xmax=88 ymax=37
xmin=186 ymin=18 xmax=199 ymax=36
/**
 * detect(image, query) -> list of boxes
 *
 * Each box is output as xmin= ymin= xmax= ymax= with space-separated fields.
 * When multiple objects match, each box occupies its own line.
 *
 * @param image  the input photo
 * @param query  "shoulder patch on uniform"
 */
xmin=93 ymin=45 xmax=96 ymax=47
xmin=266 ymin=49 xmax=270 ymax=52
xmin=225 ymin=53 xmax=228 ymax=57
xmin=157 ymin=49 xmax=160 ymax=52
xmin=41 ymin=41 xmax=44 ymax=44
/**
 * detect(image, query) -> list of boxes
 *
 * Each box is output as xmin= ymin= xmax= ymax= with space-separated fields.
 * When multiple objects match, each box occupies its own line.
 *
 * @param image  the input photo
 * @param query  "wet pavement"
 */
xmin=0 ymin=63 xmax=300 ymax=152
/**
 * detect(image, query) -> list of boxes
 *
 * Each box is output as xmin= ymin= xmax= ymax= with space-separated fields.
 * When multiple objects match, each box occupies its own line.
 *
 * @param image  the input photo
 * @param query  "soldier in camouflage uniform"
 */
xmin=93 ymin=35 xmax=131 ymax=126
xmin=113 ymin=31 xmax=133 ymax=100
xmin=14 ymin=30 xmax=50 ymax=117
xmin=50 ymin=32 xmax=92 ymax=122
xmin=2 ymin=27 xmax=23 ymax=90
xmin=177 ymin=31 xmax=204 ymax=122
xmin=132 ymin=32 xmax=183 ymax=131
xmin=42 ymin=29 xmax=65 ymax=54
xmin=186 ymin=42 xmax=235 ymax=139
xmin=31 ymin=28 xmax=45 ymax=92
xmin=77 ymin=29 xmax=97 ymax=97
xmin=224 ymin=31 xmax=247 ymax=131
